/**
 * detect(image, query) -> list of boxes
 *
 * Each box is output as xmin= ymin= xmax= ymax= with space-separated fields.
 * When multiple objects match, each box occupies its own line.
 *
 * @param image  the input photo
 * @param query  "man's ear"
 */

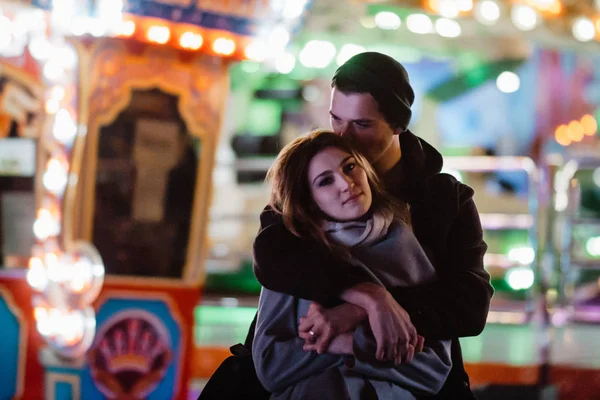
xmin=393 ymin=125 xmax=405 ymax=136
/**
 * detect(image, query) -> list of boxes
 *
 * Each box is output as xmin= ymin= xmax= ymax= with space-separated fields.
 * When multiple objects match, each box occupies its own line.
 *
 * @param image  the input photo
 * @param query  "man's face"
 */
xmin=329 ymin=88 xmax=398 ymax=167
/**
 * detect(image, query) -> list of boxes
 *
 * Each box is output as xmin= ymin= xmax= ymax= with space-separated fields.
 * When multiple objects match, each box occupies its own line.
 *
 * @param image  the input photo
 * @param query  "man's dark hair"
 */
xmin=332 ymin=52 xmax=415 ymax=131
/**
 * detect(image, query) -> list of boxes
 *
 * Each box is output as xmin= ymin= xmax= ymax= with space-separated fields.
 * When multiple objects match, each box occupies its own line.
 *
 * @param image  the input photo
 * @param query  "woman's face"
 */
xmin=307 ymin=146 xmax=372 ymax=221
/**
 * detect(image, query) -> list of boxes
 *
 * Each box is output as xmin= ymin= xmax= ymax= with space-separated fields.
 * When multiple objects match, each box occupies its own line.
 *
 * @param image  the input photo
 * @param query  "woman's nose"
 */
xmin=339 ymin=176 xmax=355 ymax=191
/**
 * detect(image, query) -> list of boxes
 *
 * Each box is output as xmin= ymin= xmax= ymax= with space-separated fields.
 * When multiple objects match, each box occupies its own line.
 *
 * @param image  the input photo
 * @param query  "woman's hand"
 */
xmin=341 ymin=283 xmax=423 ymax=364
xmin=298 ymin=302 xmax=367 ymax=354
xmin=323 ymin=333 xmax=354 ymax=355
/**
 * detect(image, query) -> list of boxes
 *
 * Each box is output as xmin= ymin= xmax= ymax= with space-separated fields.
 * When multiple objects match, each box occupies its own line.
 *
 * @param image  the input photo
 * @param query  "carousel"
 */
xmin=0 ymin=0 xmax=310 ymax=399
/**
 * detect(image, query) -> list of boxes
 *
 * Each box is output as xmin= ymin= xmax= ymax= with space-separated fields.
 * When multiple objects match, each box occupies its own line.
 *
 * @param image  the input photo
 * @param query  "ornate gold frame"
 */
xmin=70 ymin=38 xmax=230 ymax=287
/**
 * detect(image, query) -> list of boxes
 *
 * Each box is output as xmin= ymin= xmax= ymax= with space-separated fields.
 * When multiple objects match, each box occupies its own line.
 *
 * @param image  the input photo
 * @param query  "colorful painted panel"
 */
xmin=81 ymin=298 xmax=182 ymax=399
xmin=0 ymin=292 xmax=23 ymax=399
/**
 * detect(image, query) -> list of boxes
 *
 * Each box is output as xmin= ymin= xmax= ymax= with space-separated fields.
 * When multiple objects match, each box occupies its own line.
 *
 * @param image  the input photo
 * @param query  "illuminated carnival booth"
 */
xmin=0 ymin=0 xmax=310 ymax=399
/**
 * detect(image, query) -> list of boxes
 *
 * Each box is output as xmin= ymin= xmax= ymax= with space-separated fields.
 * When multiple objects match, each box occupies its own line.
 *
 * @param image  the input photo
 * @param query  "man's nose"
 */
xmin=336 ymin=123 xmax=354 ymax=139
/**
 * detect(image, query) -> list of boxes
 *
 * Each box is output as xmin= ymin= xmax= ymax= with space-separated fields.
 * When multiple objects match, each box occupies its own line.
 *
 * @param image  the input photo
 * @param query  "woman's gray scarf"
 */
xmin=322 ymin=210 xmax=394 ymax=248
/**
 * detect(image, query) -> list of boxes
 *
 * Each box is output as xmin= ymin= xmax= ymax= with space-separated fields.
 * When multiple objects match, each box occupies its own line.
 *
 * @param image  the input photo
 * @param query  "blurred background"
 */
xmin=1 ymin=0 xmax=600 ymax=399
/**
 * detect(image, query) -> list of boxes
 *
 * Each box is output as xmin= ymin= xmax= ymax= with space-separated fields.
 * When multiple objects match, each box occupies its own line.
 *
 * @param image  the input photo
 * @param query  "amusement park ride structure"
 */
xmin=0 ymin=1 xmax=311 ymax=399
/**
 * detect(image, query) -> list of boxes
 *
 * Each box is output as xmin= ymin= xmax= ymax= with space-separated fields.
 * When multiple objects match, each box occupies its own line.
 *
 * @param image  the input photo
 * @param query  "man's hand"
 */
xmin=303 ymin=332 xmax=354 ymax=355
xmin=298 ymin=302 xmax=367 ymax=354
xmin=367 ymin=289 xmax=420 ymax=363
xmin=341 ymin=282 xmax=423 ymax=364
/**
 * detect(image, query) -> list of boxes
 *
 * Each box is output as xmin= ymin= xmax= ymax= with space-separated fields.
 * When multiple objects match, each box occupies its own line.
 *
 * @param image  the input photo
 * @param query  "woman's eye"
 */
xmin=343 ymin=163 xmax=356 ymax=173
xmin=318 ymin=177 xmax=334 ymax=187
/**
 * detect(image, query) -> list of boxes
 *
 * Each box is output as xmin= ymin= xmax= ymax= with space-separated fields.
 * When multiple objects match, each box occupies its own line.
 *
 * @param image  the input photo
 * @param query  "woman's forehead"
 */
xmin=308 ymin=147 xmax=351 ymax=174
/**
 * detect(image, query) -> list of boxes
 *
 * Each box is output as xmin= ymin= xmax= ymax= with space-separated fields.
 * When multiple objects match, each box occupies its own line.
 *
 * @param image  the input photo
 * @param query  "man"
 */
xmin=251 ymin=52 xmax=493 ymax=399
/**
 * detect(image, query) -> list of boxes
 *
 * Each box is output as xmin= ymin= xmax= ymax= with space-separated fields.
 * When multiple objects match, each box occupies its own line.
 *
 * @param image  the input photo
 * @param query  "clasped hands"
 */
xmin=298 ymin=292 xmax=424 ymax=365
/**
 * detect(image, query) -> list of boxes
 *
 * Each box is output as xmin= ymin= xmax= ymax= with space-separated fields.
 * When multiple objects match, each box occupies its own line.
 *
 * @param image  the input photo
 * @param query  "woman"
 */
xmin=252 ymin=130 xmax=452 ymax=399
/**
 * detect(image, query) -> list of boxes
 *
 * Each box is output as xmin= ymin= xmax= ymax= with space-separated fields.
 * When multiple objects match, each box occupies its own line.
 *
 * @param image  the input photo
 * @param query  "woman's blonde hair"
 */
xmin=267 ymin=129 xmax=410 ymax=251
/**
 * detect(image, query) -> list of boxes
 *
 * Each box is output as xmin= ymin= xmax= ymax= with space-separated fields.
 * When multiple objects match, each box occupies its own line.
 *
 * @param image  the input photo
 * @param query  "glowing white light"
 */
xmin=29 ymin=36 xmax=52 ymax=61
xmin=179 ymin=32 xmax=203 ymax=50
xmin=45 ymin=252 xmax=64 ymax=282
xmin=11 ymin=12 xmax=33 ymax=38
xmin=270 ymin=0 xmax=285 ymax=13
xmin=511 ymin=5 xmax=539 ymax=31
xmin=53 ymin=109 xmax=78 ymax=145
xmin=36 ymin=307 xmax=88 ymax=345
xmin=474 ymin=0 xmax=500 ymax=25
xmin=535 ymin=0 xmax=556 ymax=8
xmin=457 ymin=0 xmax=474 ymax=12
xmin=299 ymin=40 xmax=336 ymax=69
xmin=360 ymin=16 xmax=377 ymax=29
xmin=283 ymin=0 xmax=307 ymax=19
xmin=97 ymin=0 xmax=123 ymax=22
xmin=212 ymin=38 xmax=235 ymax=56
xmin=506 ymin=267 xmax=535 ymax=290
xmin=35 ymin=307 xmax=52 ymax=336
xmin=53 ymin=45 xmax=77 ymax=70
xmin=375 ymin=11 xmax=401 ymax=30
xmin=0 ymin=16 xmax=12 ymax=52
xmin=61 ymin=311 xmax=85 ymax=343
xmin=593 ymin=168 xmax=600 ymax=187
xmin=117 ymin=20 xmax=136 ymax=37
xmin=27 ymin=258 xmax=48 ymax=291
xmin=46 ymin=99 xmax=60 ymax=114
xmin=435 ymin=18 xmax=462 ymax=38
xmin=572 ymin=17 xmax=596 ymax=42
xmin=275 ymin=52 xmax=295 ymax=74
xmin=406 ymin=14 xmax=433 ymax=34
xmin=439 ymin=0 xmax=460 ymax=18
xmin=508 ymin=246 xmax=535 ymax=265
xmin=147 ymin=26 xmax=170 ymax=44
xmin=43 ymin=158 xmax=69 ymax=196
xmin=43 ymin=61 xmax=65 ymax=82
xmin=33 ymin=209 xmax=61 ymax=240
xmin=70 ymin=17 xmax=88 ymax=36
xmin=51 ymin=0 xmax=77 ymax=30
xmin=245 ymin=42 xmax=267 ymax=62
xmin=71 ymin=258 xmax=93 ymax=292
xmin=496 ymin=71 xmax=520 ymax=93
xmin=555 ymin=192 xmax=568 ymax=212
xmin=336 ymin=44 xmax=366 ymax=66
xmin=89 ymin=18 xmax=107 ymax=38
xmin=51 ymin=86 xmax=66 ymax=101
xmin=93 ymin=263 xmax=105 ymax=277
xmin=586 ymin=237 xmax=600 ymax=257
xmin=267 ymin=25 xmax=290 ymax=54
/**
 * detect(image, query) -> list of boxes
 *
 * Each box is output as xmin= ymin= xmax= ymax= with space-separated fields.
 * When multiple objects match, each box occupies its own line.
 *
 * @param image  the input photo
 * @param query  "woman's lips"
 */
xmin=343 ymin=192 xmax=363 ymax=205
